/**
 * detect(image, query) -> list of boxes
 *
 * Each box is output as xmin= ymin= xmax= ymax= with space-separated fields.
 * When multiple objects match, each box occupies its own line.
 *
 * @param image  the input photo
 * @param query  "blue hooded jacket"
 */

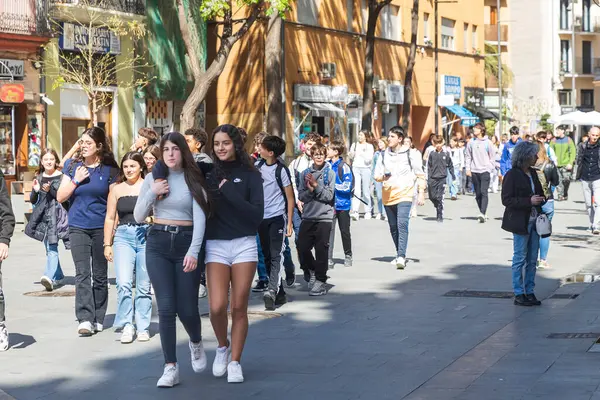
xmin=500 ymin=138 xmax=522 ymax=176
xmin=331 ymin=158 xmax=353 ymax=211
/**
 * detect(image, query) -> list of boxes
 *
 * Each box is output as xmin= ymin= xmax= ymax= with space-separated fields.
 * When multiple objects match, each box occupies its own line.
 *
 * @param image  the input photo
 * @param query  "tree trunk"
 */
xmin=177 ymin=1 xmax=262 ymax=132
xmin=401 ymin=0 xmax=419 ymax=133
xmin=91 ymin=94 xmax=98 ymax=127
xmin=361 ymin=0 xmax=391 ymax=131
xmin=266 ymin=13 xmax=283 ymax=137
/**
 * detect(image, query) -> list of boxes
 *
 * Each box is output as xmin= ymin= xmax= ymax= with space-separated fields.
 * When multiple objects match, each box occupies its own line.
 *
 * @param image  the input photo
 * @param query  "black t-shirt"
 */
xmin=581 ymin=142 xmax=600 ymax=182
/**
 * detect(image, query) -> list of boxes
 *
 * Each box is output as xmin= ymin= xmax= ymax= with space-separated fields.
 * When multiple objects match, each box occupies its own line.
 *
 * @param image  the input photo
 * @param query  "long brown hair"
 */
xmin=160 ymin=132 xmax=211 ymax=216
xmin=37 ymin=148 xmax=61 ymax=175
xmin=77 ymin=127 xmax=119 ymax=168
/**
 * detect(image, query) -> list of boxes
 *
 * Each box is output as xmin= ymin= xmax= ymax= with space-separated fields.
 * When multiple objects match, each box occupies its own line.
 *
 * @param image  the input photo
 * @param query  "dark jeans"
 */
xmin=146 ymin=227 xmax=202 ymax=364
xmin=328 ymin=210 xmax=352 ymax=259
xmin=298 ymin=220 xmax=332 ymax=283
xmin=258 ymin=215 xmax=286 ymax=294
xmin=0 ymin=262 xmax=4 ymax=324
xmin=199 ymin=240 xmax=207 ymax=286
xmin=384 ymin=202 xmax=412 ymax=258
xmin=69 ymin=227 xmax=108 ymax=325
xmin=472 ymin=172 xmax=490 ymax=214
xmin=428 ymin=177 xmax=446 ymax=220
xmin=557 ymin=166 xmax=572 ymax=199
xmin=292 ymin=207 xmax=303 ymax=265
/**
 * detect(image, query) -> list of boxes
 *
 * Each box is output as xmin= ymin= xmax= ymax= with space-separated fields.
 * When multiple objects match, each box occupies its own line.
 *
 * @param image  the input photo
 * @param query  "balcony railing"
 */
xmin=51 ymin=0 xmax=145 ymax=15
xmin=485 ymin=24 xmax=508 ymax=43
xmin=559 ymin=16 xmax=600 ymax=33
xmin=0 ymin=0 xmax=51 ymax=36
xmin=561 ymin=57 xmax=600 ymax=75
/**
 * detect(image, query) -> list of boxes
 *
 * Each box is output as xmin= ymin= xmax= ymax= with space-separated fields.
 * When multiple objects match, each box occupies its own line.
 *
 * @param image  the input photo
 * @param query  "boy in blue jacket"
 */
xmin=500 ymin=126 xmax=522 ymax=176
xmin=327 ymin=141 xmax=353 ymax=269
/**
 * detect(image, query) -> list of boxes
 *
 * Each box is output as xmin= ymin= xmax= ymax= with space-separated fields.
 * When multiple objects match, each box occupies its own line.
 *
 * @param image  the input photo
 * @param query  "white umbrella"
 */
xmin=549 ymin=110 xmax=587 ymax=125
xmin=581 ymin=111 xmax=600 ymax=126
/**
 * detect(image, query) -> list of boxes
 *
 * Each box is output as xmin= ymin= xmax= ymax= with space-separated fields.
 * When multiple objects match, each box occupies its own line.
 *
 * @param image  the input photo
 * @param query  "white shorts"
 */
xmin=205 ymin=236 xmax=258 ymax=266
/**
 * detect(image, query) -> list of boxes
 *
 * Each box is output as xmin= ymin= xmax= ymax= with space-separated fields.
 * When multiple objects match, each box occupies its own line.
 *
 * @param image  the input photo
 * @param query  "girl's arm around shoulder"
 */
xmin=134 ymin=174 xmax=156 ymax=223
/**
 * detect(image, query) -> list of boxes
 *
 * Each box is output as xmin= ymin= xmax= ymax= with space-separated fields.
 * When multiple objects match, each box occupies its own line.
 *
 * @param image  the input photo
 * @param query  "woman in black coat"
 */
xmin=501 ymin=141 xmax=546 ymax=307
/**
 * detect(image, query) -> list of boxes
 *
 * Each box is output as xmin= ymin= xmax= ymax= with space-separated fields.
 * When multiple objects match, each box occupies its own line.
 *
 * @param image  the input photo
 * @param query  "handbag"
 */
xmin=536 ymin=213 xmax=552 ymax=238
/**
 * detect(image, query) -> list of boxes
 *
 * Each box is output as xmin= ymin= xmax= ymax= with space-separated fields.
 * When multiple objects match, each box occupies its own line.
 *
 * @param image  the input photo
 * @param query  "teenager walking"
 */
xmin=349 ymin=130 xmax=374 ymax=220
xmin=143 ymin=145 xmax=160 ymax=172
xmin=0 ymin=170 xmax=15 ymax=351
xmin=448 ymin=137 xmax=464 ymax=200
xmin=57 ymin=127 xmax=119 ymax=337
xmin=576 ymin=126 xmax=600 ymax=234
xmin=26 ymin=149 xmax=69 ymax=291
xmin=374 ymin=126 xmax=425 ymax=269
xmin=131 ymin=127 xmax=159 ymax=153
xmin=426 ymin=135 xmax=455 ymax=222
xmin=550 ymin=125 xmax=577 ymax=201
xmin=328 ymin=140 xmax=353 ymax=268
xmin=134 ymin=132 xmax=211 ymax=387
xmin=501 ymin=141 xmax=546 ymax=307
xmin=465 ymin=123 xmax=496 ymax=222
xmin=373 ymin=138 xmax=388 ymax=220
xmin=104 ymin=152 xmax=151 ymax=344
xmin=298 ymin=142 xmax=335 ymax=295
xmin=205 ymin=124 xmax=264 ymax=383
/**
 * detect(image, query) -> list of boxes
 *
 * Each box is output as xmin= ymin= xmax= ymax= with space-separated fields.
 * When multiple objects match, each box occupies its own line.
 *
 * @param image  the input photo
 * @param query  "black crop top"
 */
xmin=117 ymin=196 xmax=139 ymax=225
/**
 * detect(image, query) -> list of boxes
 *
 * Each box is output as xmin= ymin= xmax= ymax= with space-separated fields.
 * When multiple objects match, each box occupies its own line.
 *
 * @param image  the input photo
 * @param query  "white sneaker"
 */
xmin=351 ymin=212 xmax=359 ymax=221
xmin=40 ymin=276 xmax=53 ymax=291
xmin=77 ymin=321 xmax=93 ymax=337
xmin=120 ymin=325 xmax=135 ymax=344
xmin=374 ymin=213 xmax=381 ymax=220
xmin=227 ymin=361 xmax=244 ymax=383
xmin=364 ymin=213 xmax=372 ymax=220
xmin=94 ymin=323 xmax=103 ymax=333
xmin=137 ymin=331 xmax=150 ymax=342
xmin=0 ymin=324 xmax=8 ymax=351
xmin=157 ymin=364 xmax=179 ymax=388
xmin=477 ymin=214 xmax=485 ymax=223
xmin=213 ymin=344 xmax=231 ymax=377
xmin=189 ymin=340 xmax=207 ymax=373
xmin=308 ymin=270 xmax=316 ymax=291
xmin=198 ymin=284 xmax=207 ymax=298
xmin=396 ymin=257 xmax=406 ymax=270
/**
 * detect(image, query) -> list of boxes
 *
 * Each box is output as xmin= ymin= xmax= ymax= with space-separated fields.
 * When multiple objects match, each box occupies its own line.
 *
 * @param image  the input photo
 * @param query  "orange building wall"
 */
xmin=205 ymin=0 xmax=485 ymax=152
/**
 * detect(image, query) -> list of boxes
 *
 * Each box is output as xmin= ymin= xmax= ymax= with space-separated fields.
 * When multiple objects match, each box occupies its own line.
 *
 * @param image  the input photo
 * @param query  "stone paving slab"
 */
xmin=0 ymin=184 xmax=599 ymax=399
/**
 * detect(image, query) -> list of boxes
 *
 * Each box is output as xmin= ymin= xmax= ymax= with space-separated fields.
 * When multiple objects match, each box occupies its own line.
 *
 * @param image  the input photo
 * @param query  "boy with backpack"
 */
xmin=298 ymin=142 xmax=336 ymax=296
xmin=425 ymin=135 xmax=455 ymax=222
xmin=327 ymin=140 xmax=353 ymax=268
xmin=256 ymin=136 xmax=295 ymax=310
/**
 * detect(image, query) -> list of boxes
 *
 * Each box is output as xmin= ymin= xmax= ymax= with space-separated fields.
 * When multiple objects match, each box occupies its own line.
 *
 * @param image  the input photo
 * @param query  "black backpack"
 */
xmin=256 ymin=158 xmax=292 ymax=204
xmin=336 ymin=160 xmax=355 ymax=195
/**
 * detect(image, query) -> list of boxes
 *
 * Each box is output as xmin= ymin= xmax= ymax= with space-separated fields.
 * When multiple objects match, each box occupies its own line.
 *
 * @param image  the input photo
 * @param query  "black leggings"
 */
xmin=146 ymin=228 xmax=202 ymax=364
xmin=472 ymin=172 xmax=491 ymax=214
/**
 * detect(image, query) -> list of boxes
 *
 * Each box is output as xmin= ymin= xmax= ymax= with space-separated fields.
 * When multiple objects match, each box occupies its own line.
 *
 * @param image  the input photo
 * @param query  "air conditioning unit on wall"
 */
xmin=375 ymin=80 xmax=388 ymax=102
xmin=321 ymin=63 xmax=337 ymax=79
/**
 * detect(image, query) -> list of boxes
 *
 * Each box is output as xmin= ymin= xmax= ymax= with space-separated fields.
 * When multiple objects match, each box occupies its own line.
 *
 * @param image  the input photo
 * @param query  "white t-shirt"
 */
xmin=258 ymin=162 xmax=291 ymax=219
xmin=350 ymin=142 xmax=375 ymax=168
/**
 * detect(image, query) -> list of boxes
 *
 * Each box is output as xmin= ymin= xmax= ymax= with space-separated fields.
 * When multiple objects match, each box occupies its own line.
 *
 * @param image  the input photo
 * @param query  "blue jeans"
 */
xmin=256 ymin=234 xmax=267 ymax=282
xmin=539 ymin=201 xmax=555 ymax=261
xmin=511 ymin=220 xmax=540 ymax=295
xmin=448 ymin=168 xmax=461 ymax=198
xmin=374 ymin=181 xmax=384 ymax=215
xmin=113 ymin=224 xmax=152 ymax=333
xmin=384 ymin=202 xmax=412 ymax=258
xmin=44 ymin=240 xmax=64 ymax=283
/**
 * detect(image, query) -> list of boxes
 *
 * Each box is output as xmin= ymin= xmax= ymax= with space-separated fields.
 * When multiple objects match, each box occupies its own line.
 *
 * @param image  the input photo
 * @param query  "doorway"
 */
xmin=62 ymin=119 xmax=90 ymax=157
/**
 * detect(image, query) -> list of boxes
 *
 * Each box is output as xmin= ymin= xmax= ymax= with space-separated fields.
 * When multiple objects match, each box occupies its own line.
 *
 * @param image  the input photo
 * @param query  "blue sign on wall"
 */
xmin=59 ymin=23 xmax=121 ymax=55
xmin=443 ymin=75 xmax=461 ymax=99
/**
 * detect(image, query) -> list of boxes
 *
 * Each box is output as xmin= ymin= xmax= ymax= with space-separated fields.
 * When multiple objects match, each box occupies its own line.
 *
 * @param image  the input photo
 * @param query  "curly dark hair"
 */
xmin=76 ymin=127 xmax=119 ymax=169
xmin=210 ymin=124 xmax=256 ymax=181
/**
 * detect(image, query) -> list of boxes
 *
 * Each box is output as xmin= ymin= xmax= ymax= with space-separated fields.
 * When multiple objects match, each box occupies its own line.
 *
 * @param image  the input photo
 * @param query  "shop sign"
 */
xmin=294 ymin=84 xmax=348 ymax=103
xmin=464 ymin=87 xmax=484 ymax=108
xmin=60 ymin=22 xmax=121 ymax=55
xmin=0 ymin=59 xmax=24 ymax=79
xmin=386 ymin=84 xmax=404 ymax=105
xmin=0 ymin=84 xmax=25 ymax=103
xmin=441 ymin=75 xmax=461 ymax=99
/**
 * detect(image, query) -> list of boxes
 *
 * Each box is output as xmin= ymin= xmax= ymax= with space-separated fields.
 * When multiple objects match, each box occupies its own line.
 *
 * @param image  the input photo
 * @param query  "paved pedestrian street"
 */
xmin=1 ymin=184 xmax=600 ymax=400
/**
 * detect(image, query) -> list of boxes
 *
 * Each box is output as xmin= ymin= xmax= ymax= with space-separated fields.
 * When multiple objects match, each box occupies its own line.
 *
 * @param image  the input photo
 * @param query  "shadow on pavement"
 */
xmin=7 ymin=333 xmax=35 ymax=350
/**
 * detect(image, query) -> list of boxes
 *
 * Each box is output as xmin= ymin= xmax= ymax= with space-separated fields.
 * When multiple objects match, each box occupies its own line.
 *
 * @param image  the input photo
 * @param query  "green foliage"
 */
xmin=540 ymin=113 xmax=554 ymax=131
xmin=199 ymin=0 xmax=292 ymax=19
xmin=484 ymin=43 xmax=513 ymax=89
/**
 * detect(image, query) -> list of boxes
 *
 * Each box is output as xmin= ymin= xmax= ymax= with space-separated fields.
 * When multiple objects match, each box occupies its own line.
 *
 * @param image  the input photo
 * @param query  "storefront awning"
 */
xmin=444 ymin=104 xmax=480 ymax=127
xmin=299 ymin=102 xmax=345 ymax=117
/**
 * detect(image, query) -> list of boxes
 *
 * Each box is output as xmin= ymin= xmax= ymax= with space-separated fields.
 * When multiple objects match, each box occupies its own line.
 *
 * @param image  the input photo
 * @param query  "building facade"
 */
xmin=44 ymin=0 xmax=144 ymax=160
xmin=0 ymin=0 xmax=51 ymax=187
xmin=206 ymin=0 xmax=485 ymax=152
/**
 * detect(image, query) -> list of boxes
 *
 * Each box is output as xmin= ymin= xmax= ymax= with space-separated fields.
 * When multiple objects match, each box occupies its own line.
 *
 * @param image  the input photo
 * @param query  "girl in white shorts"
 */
xmin=204 ymin=124 xmax=264 ymax=383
